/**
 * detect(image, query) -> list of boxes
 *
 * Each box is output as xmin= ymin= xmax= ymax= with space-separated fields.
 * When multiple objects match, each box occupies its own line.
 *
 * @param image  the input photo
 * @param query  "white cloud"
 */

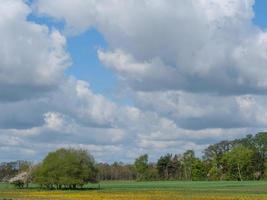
xmin=0 ymin=0 xmax=70 ymax=101
xmin=1 ymin=0 xmax=267 ymax=163
xmin=36 ymin=0 xmax=267 ymax=95
xmin=134 ymin=91 xmax=267 ymax=130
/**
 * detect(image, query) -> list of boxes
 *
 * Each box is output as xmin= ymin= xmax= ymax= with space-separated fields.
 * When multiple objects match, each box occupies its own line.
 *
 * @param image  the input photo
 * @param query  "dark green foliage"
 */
xmin=32 ymin=148 xmax=97 ymax=189
xmin=145 ymin=164 xmax=158 ymax=180
xmin=134 ymin=154 xmax=150 ymax=181
xmin=204 ymin=132 xmax=267 ymax=181
xmin=192 ymin=159 xmax=207 ymax=180
xmin=11 ymin=180 xmax=25 ymax=189
xmin=156 ymin=151 xmax=207 ymax=181
xmin=203 ymin=140 xmax=233 ymax=173
xmin=157 ymin=154 xmax=173 ymax=179
xmin=151 ymin=132 xmax=267 ymax=181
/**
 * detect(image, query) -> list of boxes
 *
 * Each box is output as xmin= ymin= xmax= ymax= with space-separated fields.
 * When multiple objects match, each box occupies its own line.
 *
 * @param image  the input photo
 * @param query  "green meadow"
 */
xmin=1 ymin=181 xmax=267 ymax=200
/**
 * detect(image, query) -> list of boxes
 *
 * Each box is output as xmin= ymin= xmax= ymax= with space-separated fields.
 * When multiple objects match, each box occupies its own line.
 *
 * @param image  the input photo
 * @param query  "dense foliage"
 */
xmin=32 ymin=148 xmax=98 ymax=189
xmin=204 ymin=132 xmax=267 ymax=181
xmin=97 ymin=132 xmax=267 ymax=181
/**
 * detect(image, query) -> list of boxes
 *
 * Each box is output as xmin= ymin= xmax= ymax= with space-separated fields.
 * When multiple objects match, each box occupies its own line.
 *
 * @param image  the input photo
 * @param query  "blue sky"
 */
xmin=65 ymin=29 xmax=117 ymax=95
xmin=1 ymin=0 xmax=267 ymax=162
xmin=253 ymin=0 xmax=267 ymax=28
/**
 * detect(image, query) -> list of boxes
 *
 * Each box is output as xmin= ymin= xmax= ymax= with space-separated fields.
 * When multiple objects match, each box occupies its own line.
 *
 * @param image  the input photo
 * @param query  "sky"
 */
xmin=0 ymin=0 xmax=267 ymax=163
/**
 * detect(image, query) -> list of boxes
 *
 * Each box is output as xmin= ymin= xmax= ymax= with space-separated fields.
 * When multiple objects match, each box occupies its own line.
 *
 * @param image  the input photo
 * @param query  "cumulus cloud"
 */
xmin=36 ymin=0 xmax=267 ymax=95
xmin=133 ymin=91 xmax=267 ymax=130
xmin=2 ymin=75 xmax=247 ymax=162
xmin=1 ymin=0 xmax=267 ymax=162
xmin=0 ymin=0 xmax=70 ymax=101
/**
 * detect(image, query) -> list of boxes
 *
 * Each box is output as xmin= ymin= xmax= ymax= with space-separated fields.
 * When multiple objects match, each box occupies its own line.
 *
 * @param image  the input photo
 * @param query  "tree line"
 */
xmin=98 ymin=132 xmax=267 ymax=181
xmin=2 ymin=132 xmax=266 ymax=189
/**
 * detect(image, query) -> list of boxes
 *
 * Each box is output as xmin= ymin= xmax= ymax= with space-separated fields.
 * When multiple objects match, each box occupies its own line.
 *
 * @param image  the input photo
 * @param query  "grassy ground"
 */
xmin=0 ymin=181 xmax=267 ymax=199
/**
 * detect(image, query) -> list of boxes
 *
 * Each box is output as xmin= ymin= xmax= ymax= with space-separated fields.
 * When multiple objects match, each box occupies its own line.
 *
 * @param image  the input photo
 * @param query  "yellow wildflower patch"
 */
xmin=0 ymin=190 xmax=267 ymax=200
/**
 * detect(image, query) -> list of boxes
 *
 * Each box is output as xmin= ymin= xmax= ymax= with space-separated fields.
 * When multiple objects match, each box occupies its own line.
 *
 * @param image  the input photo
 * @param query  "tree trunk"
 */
xmin=237 ymin=163 xmax=242 ymax=181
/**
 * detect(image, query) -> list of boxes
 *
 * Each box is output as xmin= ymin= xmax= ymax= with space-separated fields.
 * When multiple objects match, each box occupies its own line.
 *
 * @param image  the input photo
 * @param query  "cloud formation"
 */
xmin=0 ymin=0 xmax=267 ymax=162
xmin=0 ymin=0 xmax=70 ymax=101
xmin=37 ymin=0 xmax=267 ymax=95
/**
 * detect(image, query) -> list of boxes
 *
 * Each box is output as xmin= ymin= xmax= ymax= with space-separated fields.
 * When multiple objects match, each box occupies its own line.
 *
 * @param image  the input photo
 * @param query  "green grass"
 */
xmin=1 ymin=181 xmax=267 ymax=194
xmin=93 ymin=181 xmax=267 ymax=194
xmin=1 ymin=181 xmax=267 ymax=200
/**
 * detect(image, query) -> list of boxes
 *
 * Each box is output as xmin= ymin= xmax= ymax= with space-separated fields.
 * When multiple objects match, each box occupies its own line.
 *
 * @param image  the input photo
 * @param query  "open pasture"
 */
xmin=1 ymin=181 xmax=267 ymax=200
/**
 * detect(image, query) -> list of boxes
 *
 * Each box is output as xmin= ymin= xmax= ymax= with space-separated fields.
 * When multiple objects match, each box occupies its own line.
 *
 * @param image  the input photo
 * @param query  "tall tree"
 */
xmin=203 ymin=140 xmax=233 ymax=178
xmin=134 ymin=154 xmax=149 ymax=181
xmin=254 ymin=132 xmax=267 ymax=178
xmin=156 ymin=154 xmax=173 ymax=180
xmin=222 ymin=145 xmax=254 ymax=181
xmin=182 ymin=150 xmax=196 ymax=180
xmin=192 ymin=159 xmax=207 ymax=181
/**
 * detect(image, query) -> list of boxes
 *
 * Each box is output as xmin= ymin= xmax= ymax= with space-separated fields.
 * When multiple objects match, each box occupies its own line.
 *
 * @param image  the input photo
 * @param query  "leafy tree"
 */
xmin=222 ymin=146 xmax=254 ymax=181
xmin=134 ymin=154 xmax=149 ymax=181
xmin=33 ymin=148 xmax=97 ymax=189
xmin=203 ymin=140 xmax=233 ymax=179
xmin=182 ymin=150 xmax=196 ymax=180
xmin=157 ymin=154 xmax=173 ymax=180
xmin=192 ymin=159 xmax=207 ymax=180
xmin=233 ymin=132 xmax=267 ymax=179
xmin=207 ymin=166 xmax=221 ymax=180
xmin=253 ymin=132 xmax=267 ymax=178
xmin=171 ymin=155 xmax=183 ymax=180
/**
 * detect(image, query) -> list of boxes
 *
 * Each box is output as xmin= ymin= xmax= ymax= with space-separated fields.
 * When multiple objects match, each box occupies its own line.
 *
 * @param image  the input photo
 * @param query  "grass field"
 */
xmin=0 ymin=181 xmax=267 ymax=200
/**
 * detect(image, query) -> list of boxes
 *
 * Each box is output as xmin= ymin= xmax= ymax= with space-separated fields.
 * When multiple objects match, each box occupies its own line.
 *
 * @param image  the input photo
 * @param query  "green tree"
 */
xmin=222 ymin=146 xmax=254 ymax=181
xmin=182 ymin=150 xmax=196 ymax=180
xmin=171 ymin=155 xmax=183 ymax=180
xmin=134 ymin=154 xmax=149 ymax=181
xmin=33 ymin=148 xmax=97 ymax=189
xmin=203 ymin=140 xmax=233 ymax=180
xmin=192 ymin=159 xmax=207 ymax=180
xmin=254 ymin=132 xmax=267 ymax=179
xmin=156 ymin=154 xmax=173 ymax=180
xmin=207 ymin=165 xmax=221 ymax=180
xmin=233 ymin=132 xmax=267 ymax=179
